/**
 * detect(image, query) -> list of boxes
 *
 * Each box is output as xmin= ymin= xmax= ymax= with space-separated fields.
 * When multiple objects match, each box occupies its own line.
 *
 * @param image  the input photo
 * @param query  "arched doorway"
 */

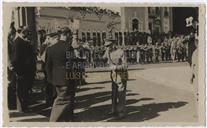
xmin=132 ymin=18 xmax=139 ymax=31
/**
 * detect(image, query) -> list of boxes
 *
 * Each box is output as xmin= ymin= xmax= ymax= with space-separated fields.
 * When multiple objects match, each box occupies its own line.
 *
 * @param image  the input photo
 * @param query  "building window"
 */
xmin=93 ymin=32 xmax=96 ymax=46
xmin=148 ymin=8 xmax=151 ymax=14
xmin=151 ymin=8 xmax=155 ymax=14
xmin=149 ymin=23 xmax=152 ymax=33
xmin=97 ymin=32 xmax=101 ymax=46
xmin=82 ymin=32 xmax=86 ymax=42
xmin=156 ymin=7 xmax=160 ymax=15
xmin=164 ymin=7 xmax=169 ymax=17
xmin=124 ymin=32 xmax=127 ymax=45
xmin=119 ymin=32 xmax=123 ymax=46
xmin=102 ymin=32 xmax=106 ymax=43
xmin=132 ymin=19 xmax=139 ymax=31
xmin=129 ymin=32 xmax=133 ymax=45
xmin=115 ymin=32 xmax=119 ymax=46
xmin=86 ymin=32 xmax=90 ymax=41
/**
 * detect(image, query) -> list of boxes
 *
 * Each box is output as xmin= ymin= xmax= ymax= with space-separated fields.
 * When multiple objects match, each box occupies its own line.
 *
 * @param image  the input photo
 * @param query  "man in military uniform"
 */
xmin=45 ymin=27 xmax=76 ymax=122
xmin=103 ymin=39 xmax=128 ymax=118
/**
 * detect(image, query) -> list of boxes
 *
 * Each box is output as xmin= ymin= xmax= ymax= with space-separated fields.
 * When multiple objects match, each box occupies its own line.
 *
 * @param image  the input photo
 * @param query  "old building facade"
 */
xmin=10 ymin=7 xmax=121 ymax=47
xmin=36 ymin=7 xmax=121 ymax=47
xmin=121 ymin=7 xmax=173 ymax=34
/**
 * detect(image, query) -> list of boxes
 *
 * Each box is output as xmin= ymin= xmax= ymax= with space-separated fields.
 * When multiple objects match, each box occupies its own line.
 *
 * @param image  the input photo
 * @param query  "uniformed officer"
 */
xmin=103 ymin=39 xmax=128 ymax=118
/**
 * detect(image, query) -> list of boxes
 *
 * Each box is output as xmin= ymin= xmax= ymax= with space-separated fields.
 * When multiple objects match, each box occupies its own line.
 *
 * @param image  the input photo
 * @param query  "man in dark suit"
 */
xmin=12 ymin=27 xmax=36 ymax=112
xmin=45 ymin=27 xmax=76 ymax=122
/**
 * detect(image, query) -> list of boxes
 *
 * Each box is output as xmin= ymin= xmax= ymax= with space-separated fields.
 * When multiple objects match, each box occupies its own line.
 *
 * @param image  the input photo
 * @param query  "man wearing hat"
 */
xmin=12 ymin=26 xmax=36 ymax=112
xmin=45 ymin=27 xmax=76 ymax=122
xmin=40 ymin=32 xmax=59 ymax=107
xmin=103 ymin=38 xmax=128 ymax=118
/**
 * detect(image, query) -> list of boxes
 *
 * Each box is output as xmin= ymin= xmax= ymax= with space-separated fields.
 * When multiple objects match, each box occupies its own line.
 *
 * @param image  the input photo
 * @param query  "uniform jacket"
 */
xmin=103 ymin=48 xmax=128 ymax=83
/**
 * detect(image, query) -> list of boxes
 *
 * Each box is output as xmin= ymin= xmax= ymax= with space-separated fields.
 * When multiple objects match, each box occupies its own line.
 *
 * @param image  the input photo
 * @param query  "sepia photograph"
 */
xmin=2 ymin=2 xmax=206 ymax=126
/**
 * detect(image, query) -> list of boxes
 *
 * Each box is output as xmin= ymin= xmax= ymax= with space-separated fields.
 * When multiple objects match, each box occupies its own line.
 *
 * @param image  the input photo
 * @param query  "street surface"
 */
xmin=9 ymin=62 xmax=197 ymax=123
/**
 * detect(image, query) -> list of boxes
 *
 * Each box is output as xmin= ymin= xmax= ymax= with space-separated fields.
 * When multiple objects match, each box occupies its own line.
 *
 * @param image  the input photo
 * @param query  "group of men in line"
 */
xmin=134 ymin=34 xmax=191 ymax=64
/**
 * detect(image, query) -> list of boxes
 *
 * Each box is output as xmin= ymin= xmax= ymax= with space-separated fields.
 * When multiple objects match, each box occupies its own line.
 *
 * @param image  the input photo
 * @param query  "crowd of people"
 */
xmin=126 ymin=34 xmax=190 ymax=64
xmin=7 ymin=18 xmax=198 ymax=121
xmin=37 ymin=29 xmax=194 ymax=69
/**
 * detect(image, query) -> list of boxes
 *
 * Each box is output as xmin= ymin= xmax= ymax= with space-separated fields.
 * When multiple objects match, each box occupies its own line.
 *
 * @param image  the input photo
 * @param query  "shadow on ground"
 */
xmin=87 ymin=79 xmax=136 ymax=85
xmin=33 ymin=90 xmax=186 ymax=122
xmin=15 ymin=117 xmax=49 ymax=122
xmin=9 ymin=82 xmax=187 ymax=122
xmin=74 ymin=101 xmax=187 ymax=122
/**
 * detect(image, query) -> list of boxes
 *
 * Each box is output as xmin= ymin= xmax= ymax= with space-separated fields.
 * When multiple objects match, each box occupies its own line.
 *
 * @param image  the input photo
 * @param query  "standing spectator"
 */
xmin=160 ymin=42 xmax=166 ymax=61
xmin=131 ymin=47 xmax=137 ymax=64
xmin=8 ymin=21 xmax=16 ymax=64
xmin=38 ymin=29 xmax=47 ymax=45
xmin=136 ymin=42 xmax=141 ymax=64
xmin=171 ymin=36 xmax=177 ymax=62
xmin=146 ymin=43 xmax=153 ymax=63
xmin=177 ymin=36 xmax=182 ymax=62
xmin=8 ymin=22 xmax=17 ymax=109
xmin=154 ymin=42 xmax=160 ymax=63
xmin=187 ymin=32 xmax=197 ymax=66
xmin=12 ymin=27 xmax=36 ymax=112
xmin=166 ymin=36 xmax=172 ymax=61
xmin=143 ymin=44 xmax=148 ymax=63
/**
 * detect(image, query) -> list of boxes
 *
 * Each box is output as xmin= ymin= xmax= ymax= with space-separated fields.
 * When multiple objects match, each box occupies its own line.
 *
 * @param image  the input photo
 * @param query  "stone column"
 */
xmin=169 ymin=8 xmax=173 ymax=32
xmin=121 ymin=7 xmax=126 ymax=32
xmin=144 ymin=7 xmax=149 ymax=33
